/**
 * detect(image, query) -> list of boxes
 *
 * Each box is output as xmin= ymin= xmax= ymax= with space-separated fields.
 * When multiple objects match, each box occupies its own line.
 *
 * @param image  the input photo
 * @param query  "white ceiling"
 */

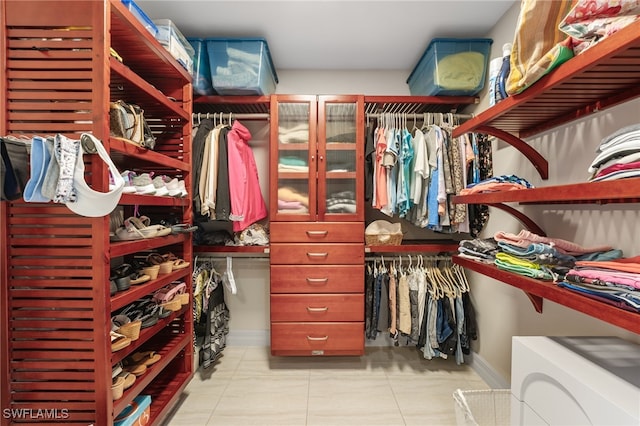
xmin=138 ymin=0 xmax=516 ymax=72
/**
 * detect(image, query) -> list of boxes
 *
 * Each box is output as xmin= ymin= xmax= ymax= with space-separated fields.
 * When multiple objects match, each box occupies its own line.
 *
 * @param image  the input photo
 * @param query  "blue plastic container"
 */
xmin=206 ymin=38 xmax=278 ymax=96
xmin=407 ymin=38 xmax=493 ymax=96
xmin=187 ymin=38 xmax=216 ymax=96
xmin=120 ymin=0 xmax=158 ymax=37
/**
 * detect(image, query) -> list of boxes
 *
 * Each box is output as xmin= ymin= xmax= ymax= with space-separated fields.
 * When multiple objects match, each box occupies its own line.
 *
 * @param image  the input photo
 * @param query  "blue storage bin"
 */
xmin=407 ymin=38 xmax=493 ymax=96
xmin=206 ymin=38 xmax=278 ymax=96
xmin=114 ymin=395 xmax=151 ymax=426
xmin=120 ymin=0 xmax=158 ymax=37
xmin=188 ymin=38 xmax=216 ymax=96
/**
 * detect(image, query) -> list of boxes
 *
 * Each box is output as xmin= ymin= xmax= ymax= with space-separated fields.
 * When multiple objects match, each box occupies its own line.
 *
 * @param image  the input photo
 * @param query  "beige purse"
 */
xmin=109 ymin=100 xmax=156 ymax=149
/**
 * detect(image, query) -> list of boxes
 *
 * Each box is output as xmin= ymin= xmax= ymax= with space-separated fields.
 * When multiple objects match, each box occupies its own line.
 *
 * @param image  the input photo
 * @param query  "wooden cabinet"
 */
xmin=270 ymin=95 xmax=365 ymax=222
xmin=1 ymin=1 xmax=193 ymax=424
xmin=450 ymin=19 xmax=640 ymax=335
xmin=269 ymin=95 xmax=365 ymax=356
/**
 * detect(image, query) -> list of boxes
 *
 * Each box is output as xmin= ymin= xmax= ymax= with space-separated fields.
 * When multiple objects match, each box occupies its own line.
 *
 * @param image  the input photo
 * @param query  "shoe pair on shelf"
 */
xmin=111 ymin=216 xmax=172 ymax=241
xmin=111 ymin=171 xmax=187 ymax=197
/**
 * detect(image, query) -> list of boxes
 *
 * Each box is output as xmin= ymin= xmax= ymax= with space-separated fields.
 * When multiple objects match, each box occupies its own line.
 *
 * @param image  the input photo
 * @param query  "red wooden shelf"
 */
xmin=454 ymin=178 xmax=640 ymax=205
xmin=110 ymin=234 xmax=187 ymax=258
xmin=452 ymin=19 xmax=640 ymax=139
xmin=366 ymin=241 xmax=460 ymax=254
xmin=110 ymin=138 xmax=189 ymax=171
xmin=112 ymin=332 xmax=190 ymax=415
xmin=193 ymin=245 xmax=270 ymax=255
xmin=453 ymin=255 xmax=640 ymax=335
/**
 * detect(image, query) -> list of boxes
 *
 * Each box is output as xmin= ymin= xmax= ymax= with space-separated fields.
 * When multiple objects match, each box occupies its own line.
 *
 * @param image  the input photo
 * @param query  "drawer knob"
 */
xmin=306 ymin=230 xmax=328 ymax=237
xmin=306 ymin=335 xmax=329 ymax=341
xmin=306 ymin=306 xmax=329 ymax=312
xmin=307 ymin=252 xmax=328 ymax=259
xmin=306 ymin=277 xmax=329 ymax=285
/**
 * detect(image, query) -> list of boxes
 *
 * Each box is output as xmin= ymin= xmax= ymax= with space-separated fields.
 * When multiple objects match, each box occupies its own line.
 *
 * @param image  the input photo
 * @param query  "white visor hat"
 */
xmin=65 ymin=133 xmax=124 ymax=217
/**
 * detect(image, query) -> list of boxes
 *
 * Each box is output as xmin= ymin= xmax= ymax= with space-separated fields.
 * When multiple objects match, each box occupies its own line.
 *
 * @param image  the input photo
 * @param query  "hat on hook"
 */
xmin=65 ymin=133 xmax=124 ymax=217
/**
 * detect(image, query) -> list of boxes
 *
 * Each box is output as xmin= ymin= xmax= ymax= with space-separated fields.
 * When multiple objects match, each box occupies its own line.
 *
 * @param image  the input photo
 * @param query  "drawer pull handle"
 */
xmin=306 ymin=335 xmax=329 ymax=341
xmin=306 ymin=277 xmax=329 ymax=285
xmin=307 ymin=252 xmax=328 ymax=258
xmin=306 ymin=306 xmax=329 ymax=312
xmin=306 ymin=230 xmax=328 ymax=237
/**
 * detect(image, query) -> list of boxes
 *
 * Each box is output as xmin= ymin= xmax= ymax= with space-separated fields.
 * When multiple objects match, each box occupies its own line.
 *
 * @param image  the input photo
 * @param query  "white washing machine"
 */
xmin=511 ymin=336 xmax=640 ymax=425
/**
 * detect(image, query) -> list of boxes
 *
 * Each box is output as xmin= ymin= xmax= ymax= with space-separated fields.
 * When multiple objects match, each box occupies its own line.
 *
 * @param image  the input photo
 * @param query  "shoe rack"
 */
xmin=1 ymin=1 xmax=193 ymax=425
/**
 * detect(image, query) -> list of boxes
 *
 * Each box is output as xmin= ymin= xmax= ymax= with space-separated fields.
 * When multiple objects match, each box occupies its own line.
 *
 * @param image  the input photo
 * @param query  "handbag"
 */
xmin=109 ymin=100 xmax=156 ymax=149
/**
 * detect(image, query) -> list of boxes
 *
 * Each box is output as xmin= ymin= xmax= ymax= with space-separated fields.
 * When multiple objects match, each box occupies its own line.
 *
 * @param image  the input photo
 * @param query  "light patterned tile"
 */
xmin=307 ymin=376 xmax=404 ymax=426
xmin=207 ymin=376 xmax=309 ymax=425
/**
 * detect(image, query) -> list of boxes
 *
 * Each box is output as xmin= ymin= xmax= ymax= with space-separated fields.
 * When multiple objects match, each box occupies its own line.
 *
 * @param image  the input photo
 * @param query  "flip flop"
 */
xmin=171 ymin=259 xmax=190 ymax=270
xmin=123 ymin=362 xmax=147 ymax=377
xmin=128 ymin=351 xmax=162 ymax=367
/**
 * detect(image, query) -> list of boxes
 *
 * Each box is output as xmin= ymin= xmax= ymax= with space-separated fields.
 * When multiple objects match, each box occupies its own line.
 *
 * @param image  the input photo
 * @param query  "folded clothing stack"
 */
xmin=588 ymin=124 xmax=640 ymax=182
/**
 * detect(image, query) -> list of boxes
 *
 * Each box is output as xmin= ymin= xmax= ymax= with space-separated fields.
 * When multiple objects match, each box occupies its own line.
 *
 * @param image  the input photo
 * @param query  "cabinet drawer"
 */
xmin=271 ymin=294 xmax=363 ymax=322
xmin=270 ymin=243 xmax=364 ymax=265
xmin=270 ymin=322 xmax=364 ymax=356
xmin=270 ymin=222 xmax=363 ymax=243
xmin=271 ymin=265 xmax=363 ymax=293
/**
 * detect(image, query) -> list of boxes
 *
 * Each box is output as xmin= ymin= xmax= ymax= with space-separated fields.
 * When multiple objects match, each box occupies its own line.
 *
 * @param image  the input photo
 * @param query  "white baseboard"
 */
xmin=468 ymin=351 xmax=509 ymax=389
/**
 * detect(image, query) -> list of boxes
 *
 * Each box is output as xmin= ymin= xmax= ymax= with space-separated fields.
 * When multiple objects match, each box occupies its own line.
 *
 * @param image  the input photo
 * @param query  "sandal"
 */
xmin=171 ymin=258 xmax=190 ymax=271
xmin=123 ymin=362 xmax=147 ymax=377
xmin=128 ymin=351 xmax=162 ymax=367
xmin=117 ymin=370 xmax=136 ymax=390
xmin=110 ymin=331 xmax=131 ymax=352
xmin=129 ymin=271 xmax=151 ymax=285
xmin=112 ymin=376 xmax=125 ymax=400
xmin=161 ymin=253 xmax=190 ymax=271
xmin=124 ymin=216 xmax=159 ymax=239
xmin=153 ymin=282 xmax=185 ymax=304
xmin=110 ymin=264 xmax=132 ymax=292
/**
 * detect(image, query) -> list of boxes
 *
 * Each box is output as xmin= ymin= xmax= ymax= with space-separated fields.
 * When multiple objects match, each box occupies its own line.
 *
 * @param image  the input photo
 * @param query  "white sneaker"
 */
xmin=177 ymin=180 xmax=188 ymax=198
xmin=110 ymin=170 xmax=137 ymax=194
xmin=152 ymin=176 xmax=169 ymax=196
xmin=164 ymin=177 xmax=182 ymax=197
xmin=132 ymin=173 xmax=155 ymax=195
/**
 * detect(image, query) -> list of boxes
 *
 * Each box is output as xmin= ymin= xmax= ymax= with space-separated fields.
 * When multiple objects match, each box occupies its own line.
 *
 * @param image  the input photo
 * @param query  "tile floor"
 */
xmin=162 ymin=345 xmax=490 ymax=425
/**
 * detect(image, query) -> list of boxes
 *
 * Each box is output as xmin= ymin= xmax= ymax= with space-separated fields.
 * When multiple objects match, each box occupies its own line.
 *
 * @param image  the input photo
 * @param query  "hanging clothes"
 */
xmin=364 ymin=114 xmax=492 ymax=235
xmin=191 ymin=116 xmax=267 ymax=233
xmin=365 ymin=255 xmax=477 ymax=365
xmin=193 ymin=260 xmax=230 ymax=368
xmin=227 ymin=120 xmax=268 ymax=232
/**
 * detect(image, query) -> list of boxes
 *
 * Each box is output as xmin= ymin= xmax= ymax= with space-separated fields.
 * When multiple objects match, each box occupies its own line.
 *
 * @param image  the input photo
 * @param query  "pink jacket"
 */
xmin=227 ymin=121 xmax=267 ymax=231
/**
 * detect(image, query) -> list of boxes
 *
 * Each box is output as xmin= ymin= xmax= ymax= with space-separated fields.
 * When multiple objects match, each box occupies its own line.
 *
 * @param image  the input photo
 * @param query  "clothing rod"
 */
xmin=195 ymin=255 xmax=270 ymax=261
xmin=192 ymin=112 xmax=270 ymax=121
xmin=365 ymin=255 xmax=452 ymax=261
xmin=365 ymin=112 xmax=473 ymax=120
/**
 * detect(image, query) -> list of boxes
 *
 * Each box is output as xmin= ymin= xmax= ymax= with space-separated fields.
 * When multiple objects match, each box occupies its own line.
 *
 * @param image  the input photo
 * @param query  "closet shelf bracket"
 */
xmin=475 ymin=125 xmax=548 ymax=180
xmin=485 ymin=203 xmax=546 ymax=237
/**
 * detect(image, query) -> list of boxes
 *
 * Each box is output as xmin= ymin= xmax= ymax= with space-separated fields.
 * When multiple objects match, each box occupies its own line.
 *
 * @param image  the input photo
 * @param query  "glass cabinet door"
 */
xmin=270 ymin=95 xmax=317 ymax=221
xmin=317 ymin=95 xmax=364 ymax=221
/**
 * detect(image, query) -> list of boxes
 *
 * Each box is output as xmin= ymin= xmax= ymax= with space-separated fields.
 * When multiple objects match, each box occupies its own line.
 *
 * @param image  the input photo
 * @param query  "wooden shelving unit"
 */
xmin=451 ymin=20 xmax=640 ymax=327
xmin=0 ymin=1 xmax=194 ymax=424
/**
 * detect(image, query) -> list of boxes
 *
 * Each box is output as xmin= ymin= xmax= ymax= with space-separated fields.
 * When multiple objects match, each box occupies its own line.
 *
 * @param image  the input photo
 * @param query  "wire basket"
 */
xmin=453 ymin=389 xmax=511 ymax=426
xmin=365 ymin=220 xmax=403 ymax=246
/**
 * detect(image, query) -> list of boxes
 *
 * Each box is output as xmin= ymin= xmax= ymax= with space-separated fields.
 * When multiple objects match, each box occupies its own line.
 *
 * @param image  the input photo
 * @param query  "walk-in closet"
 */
xmin=2 ymin=1 xmax=640 ymax=425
